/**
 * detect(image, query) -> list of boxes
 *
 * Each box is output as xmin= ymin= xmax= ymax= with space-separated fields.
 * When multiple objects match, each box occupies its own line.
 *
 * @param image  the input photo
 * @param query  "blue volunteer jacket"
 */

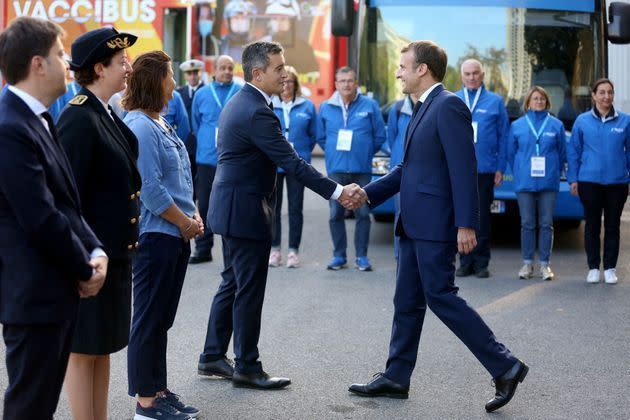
xmin=316 ymin=91 xmax=386 ymax=174
xmin=271 ymin=95 xmax=317 ymax=174
xmin=567 ymin=108 xmax=630 ymax=185
xmin=162 ymin=90 xmax=190 ymax=142
xmin=455 ymin=85 xmax=509 ymax=174
xmin=508 ymin=110 xmax=567 ymax=192
xmin=192 ymin=80 xmax=241 ymax=166
xmin=49 ymin=81 xmax=80 ymax=122
xmin=387 ymin=96 xmax=413 ymax=168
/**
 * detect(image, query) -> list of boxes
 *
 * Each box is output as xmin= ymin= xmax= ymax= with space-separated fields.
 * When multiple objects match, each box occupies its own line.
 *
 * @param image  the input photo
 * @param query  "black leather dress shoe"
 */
xmin=475 ymin=267 xmax=490 ymax=278
xmin=232 ymin=371 xmax=291 ymax=390
xmin=348 ymin=373 xmax=409 ymax=399
xmin=198 ymin=357 xmax=234 ymax=379
xmin=485 ymin=359 xmax=529 ymax=412
xmin=189 ymin=253 xmax=212 ymax=264
xmin=456 ymin=264 xmax=474 ymax=277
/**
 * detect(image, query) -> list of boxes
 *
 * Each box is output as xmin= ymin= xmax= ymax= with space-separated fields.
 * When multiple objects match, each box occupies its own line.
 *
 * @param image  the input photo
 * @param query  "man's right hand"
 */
xmin=79 ymin=256 xmax=108 ymax=298
xmin=339 ymin=183 xmax=368 ymax=209
xmin=570 ymin=182 xmax=578 ymax=196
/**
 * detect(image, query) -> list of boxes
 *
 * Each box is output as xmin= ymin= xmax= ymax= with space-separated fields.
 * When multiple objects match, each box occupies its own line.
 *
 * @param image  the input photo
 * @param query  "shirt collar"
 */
xmin=8 ymin=85 xmax=48 ymax=117
xmin=247 ymin=82 xmax=272 ymax=106
xmin=419 ymin=82 xmax=442 ymax=104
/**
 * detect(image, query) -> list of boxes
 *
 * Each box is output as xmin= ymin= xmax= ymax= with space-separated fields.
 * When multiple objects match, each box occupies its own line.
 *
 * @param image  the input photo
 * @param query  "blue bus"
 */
xmin=332 ymin=0 xmax=630 ymax=224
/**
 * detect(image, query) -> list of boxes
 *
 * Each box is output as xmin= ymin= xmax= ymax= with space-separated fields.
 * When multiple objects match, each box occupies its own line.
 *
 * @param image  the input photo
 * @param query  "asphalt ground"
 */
xmin=1 ymin=157 xmax=629 ymax=419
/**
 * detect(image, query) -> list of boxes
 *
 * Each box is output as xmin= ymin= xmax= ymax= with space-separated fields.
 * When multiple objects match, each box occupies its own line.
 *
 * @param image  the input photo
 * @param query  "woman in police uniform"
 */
xmin=56 ymin=28 xmax=141 ymax=420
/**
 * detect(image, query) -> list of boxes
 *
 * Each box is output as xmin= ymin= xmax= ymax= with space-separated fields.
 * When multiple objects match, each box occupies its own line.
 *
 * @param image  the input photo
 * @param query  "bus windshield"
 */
xmin=359 ymin=2 xmax=601 ymax=128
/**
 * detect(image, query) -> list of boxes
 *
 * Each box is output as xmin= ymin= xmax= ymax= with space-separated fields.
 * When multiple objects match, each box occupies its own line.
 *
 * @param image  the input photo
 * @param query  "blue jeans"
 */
xmin=328 ymin=173 xmax=372 ymax=259
xmin=271 ymin=173 xmax=305 ymax=251
xmin=516 ymin=191 xmax=557 ymax=264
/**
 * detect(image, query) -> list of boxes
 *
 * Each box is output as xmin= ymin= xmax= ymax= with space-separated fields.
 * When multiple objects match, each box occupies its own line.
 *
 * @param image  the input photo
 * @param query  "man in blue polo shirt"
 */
xmin=317 ymin=66 xmax=386 ymax=271
xmin=190 ymin=55 xmax=241 ymax=264
xmin=455 ymin=58 xmax=509 ymax=278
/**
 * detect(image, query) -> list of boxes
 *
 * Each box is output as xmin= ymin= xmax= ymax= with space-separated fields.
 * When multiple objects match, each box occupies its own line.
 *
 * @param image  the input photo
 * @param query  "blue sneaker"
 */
xmin=356 ymin=256 xmax=372 ymax=271
xmin=134 ymin=396 xmax=191 ymax=420
xmin=327 ymin=256 xmax=347 ymax=270
xmin=163 ymin=389 xmax=200 ymax=418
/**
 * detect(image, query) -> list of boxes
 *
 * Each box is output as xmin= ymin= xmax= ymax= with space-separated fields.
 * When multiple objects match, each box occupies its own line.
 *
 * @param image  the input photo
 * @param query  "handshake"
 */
xmin=338 ymin=183 xmax=368 ymax=210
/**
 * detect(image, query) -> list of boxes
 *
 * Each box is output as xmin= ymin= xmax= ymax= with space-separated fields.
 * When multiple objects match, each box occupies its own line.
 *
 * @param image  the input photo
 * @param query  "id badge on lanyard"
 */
xmin=337 ymin=129 xmax=353 ymax=151
xmin=215 ymin=127 xmax=219 ymax=147
xmin=525 ymin=113 xmax=550 ymax=178
xmin=464 ymin=87 xmax=482 ymax=143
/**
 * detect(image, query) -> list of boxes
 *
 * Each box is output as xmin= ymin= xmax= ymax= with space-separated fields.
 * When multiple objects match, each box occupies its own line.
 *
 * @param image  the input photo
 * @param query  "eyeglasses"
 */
xmin=336 ymin=79 xmax=355 ymax=84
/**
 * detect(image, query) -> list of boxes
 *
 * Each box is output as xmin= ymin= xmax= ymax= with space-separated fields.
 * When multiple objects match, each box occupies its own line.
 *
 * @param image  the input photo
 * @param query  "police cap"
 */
xmin=68 ymin=27 xmax=137 ymax=71
xmin=179 ymin=59 xmax=205 ymax=72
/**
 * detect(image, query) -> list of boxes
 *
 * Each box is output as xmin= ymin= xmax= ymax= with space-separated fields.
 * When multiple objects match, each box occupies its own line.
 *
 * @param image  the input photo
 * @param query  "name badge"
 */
xmin=472 ymin=121 xmax=478 ymax=143
xmin=336 ymin=129 xmax=353 ymax=151
xmin=215 ymin=127 xmax=219 ymax=148
xmin=531 ymin=156 xmax=546 ymax=177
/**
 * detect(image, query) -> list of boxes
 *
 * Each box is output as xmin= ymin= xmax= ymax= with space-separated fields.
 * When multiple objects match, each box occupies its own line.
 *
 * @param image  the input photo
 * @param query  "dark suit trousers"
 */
xmin=200 ymin=236 xmax=271 ymax=374
xmin=194 ymin=164 xmax=216 ymax=256
xmin=384 ymin=234 xmax=517 ymax=388
xmin=3 ymin=319 xmax=76 ymax=420
xmin=127 ymin=233 xmax=190 ymax=397
xmin=460 ymin=173 xmax=494 ymax=269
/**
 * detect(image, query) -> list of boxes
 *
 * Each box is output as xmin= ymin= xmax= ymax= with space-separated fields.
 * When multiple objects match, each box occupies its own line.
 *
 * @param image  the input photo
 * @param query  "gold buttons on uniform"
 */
xmin=134 ymin=241 xmax=139 ymax=248
xmin=136 ymin=190 xmax=141 ymax=196
xmin=127 ymin=244 xmax=133 ymax=250
xmin=130 ymin=217 xmax=137 ymax=224
xmin=130 ymin=193 xmax=135 ymax=200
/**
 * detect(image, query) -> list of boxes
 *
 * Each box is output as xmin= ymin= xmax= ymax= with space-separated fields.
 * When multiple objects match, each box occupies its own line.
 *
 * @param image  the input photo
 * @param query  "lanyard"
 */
xmin=209 ymin=83 xmax=237 ymax=110
xmin=525 ymin=113 xmax=549 ymax=156
xmin=463 ymin=86 xmax=482 ymax=113
xmin=282 ymin=101 xmax=292 ymax=134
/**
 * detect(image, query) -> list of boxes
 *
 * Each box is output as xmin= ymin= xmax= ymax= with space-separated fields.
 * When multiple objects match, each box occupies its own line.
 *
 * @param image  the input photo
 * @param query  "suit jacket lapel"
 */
xmin=403 ymin=85 xmax=444 ymax=157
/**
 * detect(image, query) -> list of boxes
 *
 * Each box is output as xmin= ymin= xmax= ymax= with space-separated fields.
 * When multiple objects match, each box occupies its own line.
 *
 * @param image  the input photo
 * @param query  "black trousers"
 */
xmin=578 ymin=182 xmax=628 ymax=269
xmin=127 ymin=233 xmax=190 ymax=397
xmin=460 ymin=173 xmax=495 ymax=269
xmin=194 ymin=164 xmax=216 ymax=256
xmin=200 ymin=236 xmax=271 ymax=374
xmin=3 ymin=318 xmax=76 ymax=420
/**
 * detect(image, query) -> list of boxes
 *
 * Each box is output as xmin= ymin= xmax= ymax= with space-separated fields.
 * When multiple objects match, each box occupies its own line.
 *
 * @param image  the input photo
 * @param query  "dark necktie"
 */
xmin=268 ymin=101 xmax=274 ymax=111
xmin=41 ymin=111 xmax=59 ymax=144
xmin=411 ymin=100 xmax=423 ymax=121
xmin=404 ymin=100 xmax=423 ymax=148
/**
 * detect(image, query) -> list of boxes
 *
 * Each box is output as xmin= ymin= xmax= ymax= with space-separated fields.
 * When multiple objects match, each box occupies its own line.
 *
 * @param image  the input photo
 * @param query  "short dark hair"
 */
xmin=0 ymin=17 xmax=63 ymax=85
xmin=242 ymin=41 xmax=283 ymax=82
xmin=592 ymin=78 xmax=614 ymax=94
xmin=122 ymin=50 xmax=171 ymax=113
xmin=401 ymin=40 xmax=448 ymax=82
xmin=335 ymin=66 xmax=356 ymax=80
xmin=74 ymin=53 xmax=115 ymax=87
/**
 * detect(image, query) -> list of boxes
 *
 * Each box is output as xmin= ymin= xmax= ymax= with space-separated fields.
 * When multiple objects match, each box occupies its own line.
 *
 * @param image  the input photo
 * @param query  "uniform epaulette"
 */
xmin=68 ymin=95 xmax=88 ymax=106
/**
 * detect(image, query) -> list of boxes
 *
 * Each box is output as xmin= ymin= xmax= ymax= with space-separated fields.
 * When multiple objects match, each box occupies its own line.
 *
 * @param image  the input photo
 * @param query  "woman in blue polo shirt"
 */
xmin=268 ymin=66 xmax=317 ymax=268
xmin=568 ymin=78 xmax=630 ymax=285
xmin=508 ymin=86 xmax=566 ymax=281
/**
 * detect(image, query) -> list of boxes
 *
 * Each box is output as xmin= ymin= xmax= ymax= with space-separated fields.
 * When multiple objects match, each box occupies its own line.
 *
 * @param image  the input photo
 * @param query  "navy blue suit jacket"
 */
xmin=0 ymin=90 xmax=102 ymax=324
xmin=364 ymin=85 xmax=479 ymax=242
xmin=209 ymin=83 xmax=337 ymax=240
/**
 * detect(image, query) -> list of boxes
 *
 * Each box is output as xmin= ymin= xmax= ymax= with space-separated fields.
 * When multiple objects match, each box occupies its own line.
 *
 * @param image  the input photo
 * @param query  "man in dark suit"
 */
xmin=0 ymin=17 xmax=108 ymax=419
xmin=177 ymin=59 xmax=205 ymax=193
xmin=197 ymin=41 xmax=358 ymax=389
xmin=345 ymin=41 xmax=528 ymax=413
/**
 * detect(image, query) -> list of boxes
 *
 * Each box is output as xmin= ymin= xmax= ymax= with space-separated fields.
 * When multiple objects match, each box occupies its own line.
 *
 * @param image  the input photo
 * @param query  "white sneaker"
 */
xmin=518 ymin=263 xmax=533 ymax=279
xmin=286 ymin=251 xmax=300 ymax=268
xmin=268 ymin=250 xmax=282 ymax=267
xmin=586 ymin=269 xmax=600 ymax=284
xmin=604 ymin=269 xmax=618 ymax=284
xmin=540 ymin=264 xmax=554 ymax=281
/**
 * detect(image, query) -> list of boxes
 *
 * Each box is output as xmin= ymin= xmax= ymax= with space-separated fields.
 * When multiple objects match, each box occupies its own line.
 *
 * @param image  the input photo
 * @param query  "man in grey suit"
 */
xmin=197 ymin=41 xmax=359 ymax=389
